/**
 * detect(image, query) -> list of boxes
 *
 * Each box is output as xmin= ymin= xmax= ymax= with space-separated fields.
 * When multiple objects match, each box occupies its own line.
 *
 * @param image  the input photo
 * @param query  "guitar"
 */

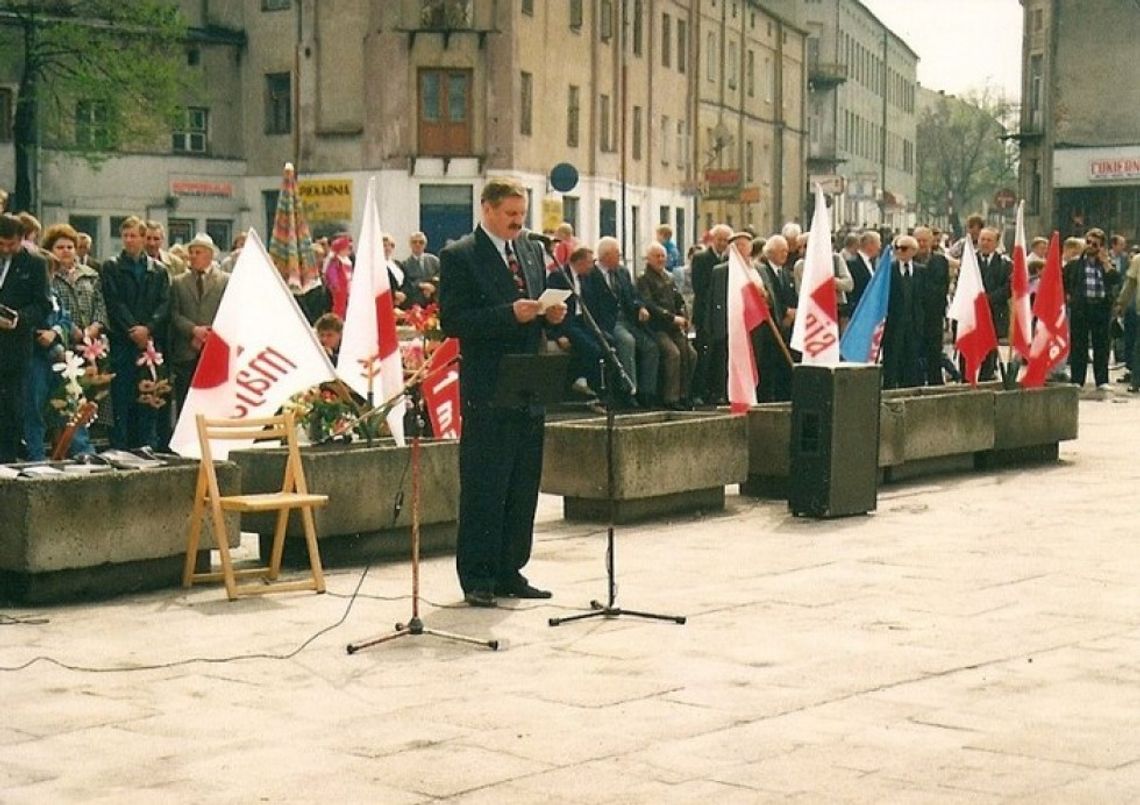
xmin=51 ymin=400 xmax=99 ymax=461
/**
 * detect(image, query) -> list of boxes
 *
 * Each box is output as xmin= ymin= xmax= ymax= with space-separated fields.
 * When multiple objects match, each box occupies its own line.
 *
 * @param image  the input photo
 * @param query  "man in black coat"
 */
xmin=439 ymin=177 xmax=567 ymax=608
xmin=546 ymin=244 xmax=604 ymax=396
xmin=1063 ymin=227 xmax=1121 ymax=389
xmin=845 ymin=230 xmax=881 ymax=318
xmin=976 ymin=227 xmax=1012 ymax=382
xmin=690 ymin=224 xmax=732 ymax=403
xmin=101 ymin=215 xmax=171 ymax=450
xmin=881 ymin=236 xmax=927 ymax=389
xmin=0 ymin=214 xmax=51 ymax=462
xmin=755 ymin=235 xmax=798 ymax=402
xmin=914 ymin=226 xmax=950 ymax=385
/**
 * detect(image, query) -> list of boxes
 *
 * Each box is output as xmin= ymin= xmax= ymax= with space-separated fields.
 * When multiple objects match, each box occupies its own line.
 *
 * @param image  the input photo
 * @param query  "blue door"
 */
xmin=420 ymin=184 xmax=473 ymax=252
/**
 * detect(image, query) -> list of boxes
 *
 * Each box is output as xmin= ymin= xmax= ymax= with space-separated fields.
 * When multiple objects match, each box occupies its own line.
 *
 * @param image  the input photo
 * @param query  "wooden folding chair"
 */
xmin=183 ymin=411 xmax=327 ymax=601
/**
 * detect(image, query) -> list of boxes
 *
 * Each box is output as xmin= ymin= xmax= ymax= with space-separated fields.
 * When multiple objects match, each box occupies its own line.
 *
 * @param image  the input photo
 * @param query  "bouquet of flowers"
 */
xmin=285 ymin=383 xmax=386 ymax=444
xmin=49 ymin=334 xmax=115 ymax=426
xmin=134 ymin=338 xmax=173 ymax=409
xmin=399 ymin=302 xmax=442 ymax=375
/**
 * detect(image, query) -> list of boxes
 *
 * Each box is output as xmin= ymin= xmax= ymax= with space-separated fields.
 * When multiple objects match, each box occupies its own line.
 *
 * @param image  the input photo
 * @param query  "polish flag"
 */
xmin=790 ymin=184 xmax=840 ymax=364
xmin=727 ymin=245 xmax=771 ymax=414
xmin=170 ymin=229 xmax=337 ymax=459
xmin=1020 ymin=232 xmax=1070 ymax=388
xmin=338 ymin=178 xmax=406 ymax=445
xmin=948 ymin=237 xmax=998 ymax=385
xmin=1010 ymin=200 xmax=1032 ymax=362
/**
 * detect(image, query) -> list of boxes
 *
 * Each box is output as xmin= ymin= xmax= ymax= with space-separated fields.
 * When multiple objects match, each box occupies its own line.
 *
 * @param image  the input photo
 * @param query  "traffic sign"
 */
xmin=994 ymin=188 xmax=1017 ymax=210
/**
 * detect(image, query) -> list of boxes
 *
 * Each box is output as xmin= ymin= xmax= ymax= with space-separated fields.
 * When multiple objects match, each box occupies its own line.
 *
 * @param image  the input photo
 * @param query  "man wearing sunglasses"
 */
xmin=1064 ymin=228 xmax=1121 ymax=390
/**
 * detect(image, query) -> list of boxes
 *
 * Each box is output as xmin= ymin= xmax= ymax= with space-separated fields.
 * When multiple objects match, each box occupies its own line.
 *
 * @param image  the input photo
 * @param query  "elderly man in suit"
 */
xmin=0 ymin=213 xmax=51 ymax=462
xmin=881 ymin=235 xmax=927 ymax=389
xmin=169 ymin=233 xmax=229 ymax=416
xmin=439 ymin=177 xmax=567 ymax=608
xmin=400 ymin=231 xmax=440 ymax=308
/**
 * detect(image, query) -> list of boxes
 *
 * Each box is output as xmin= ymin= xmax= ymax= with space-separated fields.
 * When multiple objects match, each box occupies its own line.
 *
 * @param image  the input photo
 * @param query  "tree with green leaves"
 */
xmin=916 ymin=88 xmax=1018 ymax=231
xmin=1 ymin=0 xmax=192 ymax=213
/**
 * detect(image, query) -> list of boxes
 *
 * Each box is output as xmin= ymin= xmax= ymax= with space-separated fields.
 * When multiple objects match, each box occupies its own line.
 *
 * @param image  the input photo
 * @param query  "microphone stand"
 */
xmin=347 ymin=349 xmax=499 ymax=654
xmin=548 ymin=264 xmax=686 ymax=629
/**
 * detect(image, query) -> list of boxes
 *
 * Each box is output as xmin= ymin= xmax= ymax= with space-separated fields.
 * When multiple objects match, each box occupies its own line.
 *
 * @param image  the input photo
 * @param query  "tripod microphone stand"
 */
xmin=347 ymin=354 xmax=498 ymax=654
xmin=548 ymin=264 xmax=686 ymax=628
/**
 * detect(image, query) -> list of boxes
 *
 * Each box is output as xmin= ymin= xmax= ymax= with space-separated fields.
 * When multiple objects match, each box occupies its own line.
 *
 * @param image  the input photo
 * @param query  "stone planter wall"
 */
xmin=743 ymin=383 xmax=1078 ymax=497
xmin=230 ymin=439 xmax=460 ymax=567
xmin=542 ymin=411 xmax=749 ymax=523
xmin=0 ymin=461 xmax=240 ymax=604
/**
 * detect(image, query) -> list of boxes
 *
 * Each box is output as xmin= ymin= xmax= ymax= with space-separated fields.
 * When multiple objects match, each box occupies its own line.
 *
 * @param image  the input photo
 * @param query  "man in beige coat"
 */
xmin=169 ymin=233 xmax=229 ymax=415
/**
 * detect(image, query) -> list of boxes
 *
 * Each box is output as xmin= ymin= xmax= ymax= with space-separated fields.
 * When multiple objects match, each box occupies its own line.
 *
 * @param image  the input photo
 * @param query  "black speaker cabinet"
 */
xmin=788 ymin=363 xmax=881 ymax=518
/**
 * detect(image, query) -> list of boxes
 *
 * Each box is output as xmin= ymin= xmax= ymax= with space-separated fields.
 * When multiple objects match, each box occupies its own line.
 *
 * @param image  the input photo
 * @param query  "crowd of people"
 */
xmin=0 ymin=199 xmax=447 ymax=463
xmin=2 ymin=190 xmax=1138 ymax=465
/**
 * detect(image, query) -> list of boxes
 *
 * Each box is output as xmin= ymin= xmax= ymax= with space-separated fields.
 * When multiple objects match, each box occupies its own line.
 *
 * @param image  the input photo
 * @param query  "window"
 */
xmin=421 ymin=0 xmax=472 ymax=28
xmin=75 ymin=101 xmax=113 ymax=149
xmin=569 ymin=0 xmax=583 ymax=30
xmin=600 ymin=0 xmax=613 ymax=41
xmin=418 ymin=68 xmax=472 ymax=155
xmin=676 ymin=119 xmax=685 ymax=167
xmin=262 ymin=0 xmax=291 ymax=9
xmin=68 ymin=215 xmax=99 ymax=256
xmin=764 ymin=56 xmax=773 ymax=102
xmin=599 ymin=198 xmax=617 ymax=237
xmin=660 ymin=205 xmax=670 ymax=224
xmin=707 ymin=32 xmax=716 ymax=81
xmin=661 ymin=115 xmax=670 ymax=166
xmin=1033 ymin=8 xmax=1043 ymax=31
xmin=600 ymin=94 xmax=611 ymax=151
xmin=632 ymin=105 xmax=642 ymax=160
xmin=522 ymin=0 xmax=533 ymax=15
xmin=167 ymin=218 xmax=195 ymax=246
xmin=746 ymin=140 xmax=754 ymax=182
xmin=265 ymin=72 xmax=291 ymax=135
xmin=675 ymin=207 xmax=685 ymax=254
xmin=662 ymin=13 xmax=671 ymax=68
xmin=677 ymin=20 xmax=687 ymax=73
xmin=206 ymin=220 xmax=233 ymax=251
xmin=567 ymin=85 xmax=580 ymax=147
xmin=0 ymin=88 xmax=11 ymax=142
xmin=1028 ymin=54 xmax=1043 ymax=127
xmin=563 ymin=195 xmax=579 ymax=231
xmin=632 ymin=0 xmax=643 ymax=56
xmin=172 ymin=106 xmax=208 ymax=154
xmin=520 ymin=71 xmax=532 ymax=135
xmin=727 ymin=41 xmax=737 ymax=89
xmin=747 ymin=50 xmax=755 ymax=97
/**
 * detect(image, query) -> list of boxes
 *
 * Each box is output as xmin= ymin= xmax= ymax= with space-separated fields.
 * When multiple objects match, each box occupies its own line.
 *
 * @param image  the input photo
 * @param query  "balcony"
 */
xmin=809 ymin=59 xmax=847 ymax=89
xmin=397 ymin=0 xmax=496 ymax=48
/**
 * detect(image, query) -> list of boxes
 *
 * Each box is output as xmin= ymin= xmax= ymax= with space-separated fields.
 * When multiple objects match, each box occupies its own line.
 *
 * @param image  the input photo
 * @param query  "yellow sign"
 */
xmin=298 ymin=178 xmax=353 ymax=222
xmin=541 ymin=197 xmax=563 ymax=233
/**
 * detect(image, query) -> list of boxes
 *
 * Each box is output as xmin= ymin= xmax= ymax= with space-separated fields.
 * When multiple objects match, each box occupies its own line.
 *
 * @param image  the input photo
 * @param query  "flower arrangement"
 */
xmin=399 ymin=303 xmax=442 ymax=375
xmin=136 ymin=338 xmax=173 ymax=409
xmin=285 ymin=382 xmax=386 ymax=444
xmin=49 ymin=335 xmax=115 ymax=426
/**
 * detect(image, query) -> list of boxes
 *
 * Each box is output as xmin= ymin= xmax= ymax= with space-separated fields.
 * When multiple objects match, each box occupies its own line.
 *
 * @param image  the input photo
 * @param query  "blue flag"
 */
xmin=840 ymin=244 xmax=893 ymax=363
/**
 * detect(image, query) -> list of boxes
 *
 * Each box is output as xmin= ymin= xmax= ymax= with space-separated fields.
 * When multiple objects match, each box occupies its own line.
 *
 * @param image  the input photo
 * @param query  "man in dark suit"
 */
xmin=690 ymin=224 xmax=732 ymax=403
xmin=845 ymin=230 xmax=881 ymax=318
xmin=439 ymin=177 xmax=567 ymax=608
xmin=1064 ymin=227 xmax=1120 ymax=389
xmin=400 ymin=231 xmax=440 ymax=308
xmin=755 ymin=235 xmax=798 ymax=402
xmin=168 ymin=233 xmax=229 ymax=415
xmin=881 ymin=236 xmax=927 ymax=389
xmin=914 ymin=227 xmax=950 ymax=385
xmin=101 ymin=215 xmax=171 ymax=450
xmin=976 ymin=227 xmax=1012 ymax=382
xmin=546 ymin=245 xmax=604 ymax=397
xmin=0 ymin=214 xmax=51 ymax=462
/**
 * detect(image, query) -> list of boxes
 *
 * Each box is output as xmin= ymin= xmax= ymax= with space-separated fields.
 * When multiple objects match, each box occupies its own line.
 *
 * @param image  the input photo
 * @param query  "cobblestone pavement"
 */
xmin=2 ymin=388 xmax=1139 ymax=803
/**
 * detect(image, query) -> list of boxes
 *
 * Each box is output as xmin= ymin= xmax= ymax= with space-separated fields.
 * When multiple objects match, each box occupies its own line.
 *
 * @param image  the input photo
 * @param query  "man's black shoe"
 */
xmin=500 ymin=582 xmax=552 ymax=599
xmin=464 ymin=590 xmax=497 ymax=608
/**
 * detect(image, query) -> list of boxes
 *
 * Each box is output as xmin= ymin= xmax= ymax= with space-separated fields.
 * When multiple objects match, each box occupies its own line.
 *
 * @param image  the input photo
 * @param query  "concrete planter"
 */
xmin=741 ymin=383 xmax=1078 ymax=498
xmin=230 ymin=439 xmax=459 ymax=566
xmin=0 ymin=461 xmax=239 ymax=604
xmin=541 ymin=411 xmax=749 ymax=523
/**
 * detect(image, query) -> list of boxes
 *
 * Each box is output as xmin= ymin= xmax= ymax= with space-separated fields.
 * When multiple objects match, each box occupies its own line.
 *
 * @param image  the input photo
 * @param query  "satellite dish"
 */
xmin=549 ymin=163 xmax=579 ymax=193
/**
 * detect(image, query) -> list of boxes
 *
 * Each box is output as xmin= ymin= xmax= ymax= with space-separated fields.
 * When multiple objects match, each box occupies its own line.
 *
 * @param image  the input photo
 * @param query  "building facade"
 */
xmin=802 ymin=0 xmax=917 ymax=233
xmin=1016 ymin=0 xmax=1140 ymax=241
xmin=0 ymin=0 xmax=812 ymax=262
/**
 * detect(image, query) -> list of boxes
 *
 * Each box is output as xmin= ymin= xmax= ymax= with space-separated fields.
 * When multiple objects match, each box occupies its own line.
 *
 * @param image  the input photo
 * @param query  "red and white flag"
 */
xmin=170 ymin=229 xmax=337 ymax=459
xmin=1010 ymin=200 xmax=1032 ymax=361
xmin=1020 ymin=232 xmax=1070 ymax=388
xmin=790 ymin=184 xmax=839 ymax=363
xmin=338 ymin=178 xmax=406 ymax=445
xmin=420 ymin=337 xmax=462 ymax=439
xmin=727 ymin=245 xmax=771 ymax=414
xmin=947 ymin=237 xmax=998 ymax=385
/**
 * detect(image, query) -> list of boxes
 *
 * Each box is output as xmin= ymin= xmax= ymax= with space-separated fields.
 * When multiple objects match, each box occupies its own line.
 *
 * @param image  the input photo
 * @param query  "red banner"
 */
xmin=421 ymin=338 xmax=462 ymax=439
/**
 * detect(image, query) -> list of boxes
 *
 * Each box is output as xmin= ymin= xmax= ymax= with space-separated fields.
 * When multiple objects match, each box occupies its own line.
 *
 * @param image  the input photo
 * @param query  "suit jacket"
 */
xmin=580 ymin=263 xmax=646 ymax=335
xmin=690 ymin=247 xmax=725 ymax=333
xmin=918 ymin=252 xmax=950 ymax=335
xmin=400 ymin=252 xmax=440 ymax=308
xmin=757 ymin=259 xmax=797 ymax=340
xmin=0 ymin=247 xmax=51 ymax=367
xmin=846 ymin=253 xmax=875 ymax=316
xmin=169 ymin=267 xmax=229 ymax=364
xmin=977 ymin=251 xmax=1012 ymax=336
xmin=101 ymin=251 xmax=171 ymax=348
xmin=636 ymin=267 xmax=686 ymax=333
xmin=439 ymin=226 xmax=547 ymax=406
